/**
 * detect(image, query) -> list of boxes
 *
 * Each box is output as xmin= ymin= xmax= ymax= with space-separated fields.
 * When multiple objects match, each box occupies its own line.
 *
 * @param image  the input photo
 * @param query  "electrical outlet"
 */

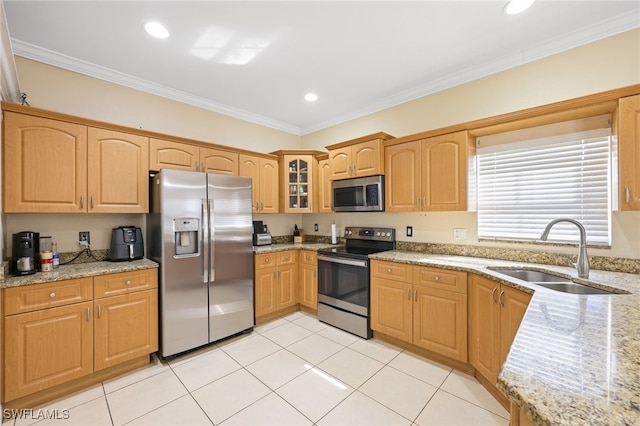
xmin=314 ymin=223 xmax=319 ymax=232
xmin=406 ymin=226 xmax=413 ymax=237
xmin=79 ymin=231 xmax=90 ymax=246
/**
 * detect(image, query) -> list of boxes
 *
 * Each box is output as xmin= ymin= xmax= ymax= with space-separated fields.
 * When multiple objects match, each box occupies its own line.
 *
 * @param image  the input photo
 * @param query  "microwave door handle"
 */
xmin=202 ymin=199 xmax=209 ymax=283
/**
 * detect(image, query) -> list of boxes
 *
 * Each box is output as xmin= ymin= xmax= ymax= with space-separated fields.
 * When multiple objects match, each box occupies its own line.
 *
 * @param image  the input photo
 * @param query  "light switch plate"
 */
xmin=453 ymin=228 xmax=467 ymax=240
xmin=406 ymin=226 xmax=413 ymax=237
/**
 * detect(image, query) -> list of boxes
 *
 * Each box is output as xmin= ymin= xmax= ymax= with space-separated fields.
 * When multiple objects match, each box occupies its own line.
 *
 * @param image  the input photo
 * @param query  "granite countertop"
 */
xmin=370 ymin=250 xmax=640 ymax=426
xmin=1 ymin=259 xmax=158 ymax=289
xmin=252 ymin=242 xmax=338 ymax=254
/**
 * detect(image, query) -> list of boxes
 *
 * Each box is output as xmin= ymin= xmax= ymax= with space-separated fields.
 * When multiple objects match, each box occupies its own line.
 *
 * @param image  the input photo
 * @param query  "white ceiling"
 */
xmin=3 ymin=1 xmax=639 ymax=135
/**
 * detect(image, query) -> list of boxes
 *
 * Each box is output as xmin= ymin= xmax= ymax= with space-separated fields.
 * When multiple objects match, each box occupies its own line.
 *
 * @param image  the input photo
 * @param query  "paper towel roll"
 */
xmin=331 ymin=222 xmax=337 ymax=244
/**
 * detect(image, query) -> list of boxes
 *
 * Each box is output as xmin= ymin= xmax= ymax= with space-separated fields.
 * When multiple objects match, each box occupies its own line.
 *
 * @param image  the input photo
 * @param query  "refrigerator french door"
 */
xmin=147 ymin=169 xmax=254 ymax=358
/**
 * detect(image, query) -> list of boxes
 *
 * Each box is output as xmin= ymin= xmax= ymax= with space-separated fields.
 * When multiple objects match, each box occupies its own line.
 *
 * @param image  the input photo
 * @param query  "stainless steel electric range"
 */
xmin=317 ymin=227 xmax=396 ymax=339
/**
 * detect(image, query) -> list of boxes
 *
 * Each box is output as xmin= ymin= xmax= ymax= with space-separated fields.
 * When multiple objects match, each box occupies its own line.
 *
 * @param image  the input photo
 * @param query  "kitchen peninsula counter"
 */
xmin=1 ymin=259 xmax=158 ymax=289
xmin=369 ymin=250 xmax=640 ymax=426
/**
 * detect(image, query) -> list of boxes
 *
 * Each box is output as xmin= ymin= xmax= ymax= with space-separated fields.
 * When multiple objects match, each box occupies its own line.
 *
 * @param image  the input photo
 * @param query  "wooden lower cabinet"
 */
xmin=2 ymin=268 xmax=158 ymax=403
xmin=254 ymin=251 xmax=297 ymax=318
xmin=298 ymin=250 xmax=318 ymax=309
xmin=94 ymin=290 xmax=158 ymax=371
xmin=469 ymin=274 xmax=532 ymax=385
xmin=371 ymin=260 xmax=468 ymax=362
xmin=4 ymin=302 xmax=94 ymax=401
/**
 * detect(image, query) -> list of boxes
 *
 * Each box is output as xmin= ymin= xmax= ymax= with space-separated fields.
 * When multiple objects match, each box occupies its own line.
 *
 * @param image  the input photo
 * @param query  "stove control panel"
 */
xmin=344 ymin=227 xmax=395 ymax=242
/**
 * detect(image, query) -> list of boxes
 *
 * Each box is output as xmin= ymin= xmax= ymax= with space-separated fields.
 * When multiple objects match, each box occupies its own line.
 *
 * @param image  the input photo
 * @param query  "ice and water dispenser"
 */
xmin=174 ymin=218 xmax=200 ymax=256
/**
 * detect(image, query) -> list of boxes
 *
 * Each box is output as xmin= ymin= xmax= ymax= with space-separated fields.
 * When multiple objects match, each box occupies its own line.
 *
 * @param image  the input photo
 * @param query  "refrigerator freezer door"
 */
xmin=207 ymin=174 xmax=254 ymax=342
xmin=155 ymin=170 xmax=210 ymax=357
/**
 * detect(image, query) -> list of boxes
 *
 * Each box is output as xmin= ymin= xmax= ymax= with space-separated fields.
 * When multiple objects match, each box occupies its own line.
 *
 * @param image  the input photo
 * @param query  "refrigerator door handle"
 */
xmin=202 ymin=198 xmax=209 ymax=283
xmin=209 ymin=198 xmax=215 ymax=282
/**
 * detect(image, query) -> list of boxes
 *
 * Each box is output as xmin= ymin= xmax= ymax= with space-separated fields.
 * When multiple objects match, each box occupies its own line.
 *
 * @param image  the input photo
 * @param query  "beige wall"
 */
xmin=299 ymin=29 xmax=640 ymax=261
xmin=5 ymin=29 xmax=640 ymax=260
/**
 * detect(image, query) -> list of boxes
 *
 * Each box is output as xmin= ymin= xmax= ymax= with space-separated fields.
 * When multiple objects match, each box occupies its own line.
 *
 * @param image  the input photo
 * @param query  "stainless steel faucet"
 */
xmin=540 ymin=218 xmax=590 ymax=278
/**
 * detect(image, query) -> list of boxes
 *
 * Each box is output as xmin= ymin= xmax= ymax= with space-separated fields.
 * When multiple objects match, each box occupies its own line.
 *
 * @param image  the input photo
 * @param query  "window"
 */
xmin=476 ymin=116 xmax=612 ymax=246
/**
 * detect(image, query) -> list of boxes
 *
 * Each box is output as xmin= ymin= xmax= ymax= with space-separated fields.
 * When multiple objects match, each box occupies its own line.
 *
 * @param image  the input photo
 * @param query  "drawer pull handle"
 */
xmin=387 ymin=268 xmax=392 ymax=273
xmin=265 ymin=258 xmax=271 ymax=263
xmin=434 ymin=276 xmax=440 ymax=281
xmin=126 ymin=280 xmax=131 ymax=285
xmin=49 ymin=292 xmax=56 ymax=298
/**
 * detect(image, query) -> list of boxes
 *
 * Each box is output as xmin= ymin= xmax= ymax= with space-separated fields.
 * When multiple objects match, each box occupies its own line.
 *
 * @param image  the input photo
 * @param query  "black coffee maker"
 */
xmin=12 ymin=231 xmax=40 ymax=275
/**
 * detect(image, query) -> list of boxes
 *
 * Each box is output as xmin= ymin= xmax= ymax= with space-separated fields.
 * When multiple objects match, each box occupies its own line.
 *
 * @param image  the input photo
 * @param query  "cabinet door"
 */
xmin=299 ymin=262 xmax=317 ymax=309
xmin=3 ymin=112 xmax=87 ymax=213
xmin=618 ymin=94 xmax=640 ymax=210
xmin=413 ymin=286 xmax=468 ymax=362
xmin=385 ymin=141 xmax=421 ymax=212
xmin=4 ymin=302 xmax=93 ymax=401
xmin=329 ymin=146 xmax=352 ymax=180
xmin=469 ymin=275 xmax=501 ymax=384
xmin=94 ymin=290 xmax=158 ymax=371
xmin=199 ymin=147 xmax=238 ymax=175
xmin=260 ymin=158 xmax=279 ymax=213
xmin=283 ymin=155 xmax=313 ymax=213
xmin=316 ymin=158 xmax=333 ymax=213
xmin=421 ymin=131 xmax=470 ymax=211
xmin=352 ymin=140 xmax=383 ymax=177
xmin=87 ymin=128 xmax=149 ymax=213
xmin=149 ymin=138 xmax=198 ymax=172
xmin=254 ymin=267 xmax=277 ymax=317
xmin=498 ymin=285 xmax=531 ymax=368
xmin=239 ymin=155 xmax=261 ymax=213
xmin=370 ymin=277 xmax=412 ymax=343
xmin=277 ymin=264 xmax=297 ymax=310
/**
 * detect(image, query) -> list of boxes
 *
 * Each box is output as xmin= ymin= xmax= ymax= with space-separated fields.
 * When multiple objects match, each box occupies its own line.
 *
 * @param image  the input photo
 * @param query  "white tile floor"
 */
xmin=3 ymin=311 xmax=510 ymax=426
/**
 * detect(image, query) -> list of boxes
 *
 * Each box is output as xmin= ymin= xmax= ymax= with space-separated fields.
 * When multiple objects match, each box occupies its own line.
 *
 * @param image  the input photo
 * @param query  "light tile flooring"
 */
xmin=4 ymin=312 xmax=509 ymax=426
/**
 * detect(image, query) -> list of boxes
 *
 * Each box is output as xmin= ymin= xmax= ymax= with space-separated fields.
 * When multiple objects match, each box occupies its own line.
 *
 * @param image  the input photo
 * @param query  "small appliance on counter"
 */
xmin=109 ymin=226 xmax=144 ymax=261
xmin=252 ymin=220 xmax=272 ymax=246
xmin=12 ymin=231 xmax=40 ymax=275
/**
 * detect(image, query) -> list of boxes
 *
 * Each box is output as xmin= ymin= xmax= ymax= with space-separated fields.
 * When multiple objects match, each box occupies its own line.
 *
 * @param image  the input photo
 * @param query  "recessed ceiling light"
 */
xmin=304 ymin=93 xmax=318 ymax=102
xmin=504 ymin=0 xmax=535 ymax=15
xmin=144 ymin=22 xmax=170 ymax=39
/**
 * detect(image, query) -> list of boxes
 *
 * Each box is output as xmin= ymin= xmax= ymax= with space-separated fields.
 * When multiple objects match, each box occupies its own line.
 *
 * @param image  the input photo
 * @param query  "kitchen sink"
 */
xmin=534 ymin=282 xmax=616 ymax=295
xmin=488 ymin=267 xmax=623 ymax=295
xmin=489 ymin=268 xmax=571 ymax=283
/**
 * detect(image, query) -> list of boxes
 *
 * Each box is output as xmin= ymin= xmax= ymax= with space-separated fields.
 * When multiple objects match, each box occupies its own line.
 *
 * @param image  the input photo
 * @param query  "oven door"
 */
xmin=317 ymin=254 xmax=369 ymax=316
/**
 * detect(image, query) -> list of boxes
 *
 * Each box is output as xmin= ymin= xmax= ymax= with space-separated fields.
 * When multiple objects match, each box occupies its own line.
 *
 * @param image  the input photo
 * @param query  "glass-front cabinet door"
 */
xmin=284 ymin=155 xmax=314 ymax=213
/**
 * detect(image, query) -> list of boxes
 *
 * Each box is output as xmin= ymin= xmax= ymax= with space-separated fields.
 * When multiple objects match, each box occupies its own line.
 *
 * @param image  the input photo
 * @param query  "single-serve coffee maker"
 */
xmin=12 ymin=231 xmax=40 ymax=275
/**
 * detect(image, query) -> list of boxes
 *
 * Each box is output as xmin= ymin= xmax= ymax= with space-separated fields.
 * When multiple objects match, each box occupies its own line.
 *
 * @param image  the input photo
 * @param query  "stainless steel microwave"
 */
xmin=332 ymin=175 xmax=384 ymax=212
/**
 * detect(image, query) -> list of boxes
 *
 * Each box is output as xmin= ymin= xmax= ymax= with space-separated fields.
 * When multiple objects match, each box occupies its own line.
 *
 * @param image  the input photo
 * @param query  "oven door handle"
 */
xmin=318 ymin=255 xmax=368 ymax=268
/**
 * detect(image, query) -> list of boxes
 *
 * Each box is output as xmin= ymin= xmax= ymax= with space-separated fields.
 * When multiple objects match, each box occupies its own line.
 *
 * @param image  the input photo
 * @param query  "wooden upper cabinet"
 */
xmin=199 ymin=147 xmax=238 ymax=175
xmin=421 ymin=131 xmax=472 ymax=211
xmin=149 ymin=138 xmax=198 ymax=171
xmin=618 ymin=94 xmax=640 ymax=210
xmin=2 ymin=109 xmax=149 ymax=213
xmin=239 ymin=154 xmax=279 ymax=213
xmin=385 ymin=140 xmax=421 ymax=212
xmin=327 ymin=133 xmax=391 ymax=180
xmin=281 ymin=154 xmax=315 ymax=213
xmin=3 ymin=112 xmax=88 ymax=213
xmin=87 ymin=127 xmax=149 ymax=213
xmin=385 ymin=130 xmax=473 ymax=212
xmin=316 ymin=156 xmax=332 ymax=213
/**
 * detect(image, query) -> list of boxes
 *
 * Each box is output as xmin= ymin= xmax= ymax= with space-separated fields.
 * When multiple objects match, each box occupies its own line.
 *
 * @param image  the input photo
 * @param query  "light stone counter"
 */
xmin=1 ymin=259 xmax=158 ymax=289
xmin=252 ymin=242 xmax=338 ymax=254
xmin=369 ymin=250 xmax=640 ymax=426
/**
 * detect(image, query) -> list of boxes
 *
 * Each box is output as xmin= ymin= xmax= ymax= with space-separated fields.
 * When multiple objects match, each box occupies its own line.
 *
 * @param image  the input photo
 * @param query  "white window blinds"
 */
xmin=477 ymin=117 xmax=611 ymax=246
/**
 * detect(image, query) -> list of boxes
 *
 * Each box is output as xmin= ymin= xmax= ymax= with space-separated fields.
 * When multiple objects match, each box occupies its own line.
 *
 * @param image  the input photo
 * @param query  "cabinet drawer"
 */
xmin=4 ymin=278 xmax=93 ymax=316
xmin=94 ymin=269 xmax=158 ymax=298
xmin=277 ymin=250 xmax=296 ymax=266
xmin=371 ymin=260 xmax=412 ymax=283
xmin=300 ymin=250 xmax=317 ymax=265
xmin=413 ymin=266 xmax=467 ymax=294
xmin=255 ymin=253 xmax=276 ymax=269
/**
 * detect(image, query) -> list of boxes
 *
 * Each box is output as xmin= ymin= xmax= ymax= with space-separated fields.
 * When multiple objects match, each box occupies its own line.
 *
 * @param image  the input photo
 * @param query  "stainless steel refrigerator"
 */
xmin=147 ymin=169 xmax=254 ymax=358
